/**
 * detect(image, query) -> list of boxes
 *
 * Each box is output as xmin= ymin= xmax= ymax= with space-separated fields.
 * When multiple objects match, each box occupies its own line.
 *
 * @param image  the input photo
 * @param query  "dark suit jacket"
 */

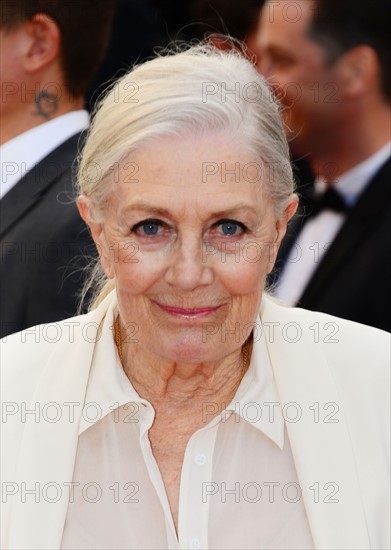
xmin=0 ymin=133 xmax=95 ymax=338
xmin=270 ymin=158 xmax=391 ymax=332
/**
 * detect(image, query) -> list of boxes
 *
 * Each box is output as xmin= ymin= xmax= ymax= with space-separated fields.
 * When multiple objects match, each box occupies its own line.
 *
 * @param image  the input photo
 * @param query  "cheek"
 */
xmin=215 ymin=260 xmax=265 ymax=339
xmin=214 ymin=246 xmax=268 ymax=297
xmin=112 ymin=247 xmax=168 ymax=295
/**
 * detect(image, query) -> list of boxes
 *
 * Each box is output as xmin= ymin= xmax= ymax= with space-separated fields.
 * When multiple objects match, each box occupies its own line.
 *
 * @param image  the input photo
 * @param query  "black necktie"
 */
xmin=308 ymin=187 xmax=349 ymax=218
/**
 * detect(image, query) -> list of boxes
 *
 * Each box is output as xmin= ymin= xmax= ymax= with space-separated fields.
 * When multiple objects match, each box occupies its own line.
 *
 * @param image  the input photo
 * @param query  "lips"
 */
xmin=153 ymin=302 xmax=222 ymax=318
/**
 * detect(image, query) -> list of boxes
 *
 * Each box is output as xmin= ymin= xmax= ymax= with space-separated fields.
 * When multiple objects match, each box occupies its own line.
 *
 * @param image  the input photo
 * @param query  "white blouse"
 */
xmin=60 ymin=301 xmax=314 ymax=550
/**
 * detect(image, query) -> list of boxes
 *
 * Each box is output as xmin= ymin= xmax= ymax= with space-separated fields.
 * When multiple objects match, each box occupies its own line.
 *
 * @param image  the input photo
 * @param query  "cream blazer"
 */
xmin=1 ymin=292 xmax=389 ymax=550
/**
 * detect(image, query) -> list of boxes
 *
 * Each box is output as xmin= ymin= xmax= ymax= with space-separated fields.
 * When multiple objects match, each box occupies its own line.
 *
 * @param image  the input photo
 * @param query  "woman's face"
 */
xmin=83 ymin=133 xmax=296 ymax=364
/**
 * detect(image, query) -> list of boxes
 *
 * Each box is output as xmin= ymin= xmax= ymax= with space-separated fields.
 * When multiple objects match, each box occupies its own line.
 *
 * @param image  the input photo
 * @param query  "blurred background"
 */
xmin=87 ymin=0 xmax=264 ymax=108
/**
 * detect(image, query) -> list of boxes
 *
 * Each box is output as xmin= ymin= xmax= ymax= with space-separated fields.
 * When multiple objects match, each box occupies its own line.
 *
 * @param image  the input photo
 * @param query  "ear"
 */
xmin=23 ymin=13 xmax=61 ymax=73
xmin=266 ymin=194 xmax=299 ymax=273
xmin=337 ymin=45 xmax=378 ymax=99
xmin=77 ymin=195 xmax=115 ymax=279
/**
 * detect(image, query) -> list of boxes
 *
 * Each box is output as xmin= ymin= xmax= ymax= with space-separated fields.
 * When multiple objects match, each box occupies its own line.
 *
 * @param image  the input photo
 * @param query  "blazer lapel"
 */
xmin=260 ymin=297 xmax=371 ymax=550
xmin=0 ymin=133 xmax=82 ymax=238
xmin=299 ymin=158 xmax=391 ymax=306
xmin=7 ymin=298 xmax=110 ymax=550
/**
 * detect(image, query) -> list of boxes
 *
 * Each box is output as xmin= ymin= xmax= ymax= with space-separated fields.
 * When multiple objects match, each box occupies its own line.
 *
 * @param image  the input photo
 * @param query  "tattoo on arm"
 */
xmin=33 ymin=91 xmax=59 ymax=119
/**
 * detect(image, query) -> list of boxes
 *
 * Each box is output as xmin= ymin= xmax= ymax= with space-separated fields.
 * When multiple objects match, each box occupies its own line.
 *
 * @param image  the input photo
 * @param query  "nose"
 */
xmin=164 ymin=235 xmax=214 ymax=291
xmin=257 ymin=55 xmax=273 ymax=79
xmin=256 ymin=58 xmax=284 ymax=102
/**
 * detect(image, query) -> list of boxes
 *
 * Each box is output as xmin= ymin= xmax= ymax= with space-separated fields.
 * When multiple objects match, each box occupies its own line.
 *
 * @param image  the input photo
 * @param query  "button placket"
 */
xmin=178 ymin=424 xmax=219 ymax=550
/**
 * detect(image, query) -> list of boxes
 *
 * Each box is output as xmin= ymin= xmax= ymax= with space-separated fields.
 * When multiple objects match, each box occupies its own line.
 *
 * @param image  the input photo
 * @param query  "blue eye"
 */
xmin=218 ymin=219 xmax=245 ymax=236
xmin=141 ymin=221 xmax=160 ymax=235
xmin=132 ymin=218 xmax=163 ymax=237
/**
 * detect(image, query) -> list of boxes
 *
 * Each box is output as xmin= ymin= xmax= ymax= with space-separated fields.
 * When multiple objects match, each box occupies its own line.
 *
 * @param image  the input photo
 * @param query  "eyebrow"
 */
xmin=122 ymin=204 xmax=171 ymax=217
xmin=121 ymin=202 xmax=259 ymax=219
xmin=264 ymin=45 xmax=294 ymax=59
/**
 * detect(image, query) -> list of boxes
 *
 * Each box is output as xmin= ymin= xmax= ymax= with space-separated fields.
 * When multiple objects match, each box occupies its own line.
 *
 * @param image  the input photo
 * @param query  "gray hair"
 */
xmin=77 ymin=42 xmax=295 ymax=309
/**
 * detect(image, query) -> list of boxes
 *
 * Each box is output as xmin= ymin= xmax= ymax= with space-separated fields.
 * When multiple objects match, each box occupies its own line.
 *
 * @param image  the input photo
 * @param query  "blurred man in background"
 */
xmin=0 ymin=0 xmax=115 ymax=338
xmin=257 ymin=0 xmax=391 ymax=331
xmin=189 ymin=0 xmax=262 ymax=55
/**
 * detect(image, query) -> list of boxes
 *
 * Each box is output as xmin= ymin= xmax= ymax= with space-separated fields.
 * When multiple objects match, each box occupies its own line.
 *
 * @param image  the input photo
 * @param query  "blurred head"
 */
xmin=189 ymin=0 xmax=264 ymax=59
xmin=256 ymin=0 xmax=390 ymax=155
xmin=0 ymin=0 xmax=115 ymax=100
xmin=77 ymin=43 xmax=298 ymax=363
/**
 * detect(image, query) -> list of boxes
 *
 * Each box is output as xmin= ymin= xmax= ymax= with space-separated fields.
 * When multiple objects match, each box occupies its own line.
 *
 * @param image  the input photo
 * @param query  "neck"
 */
xmin=1 ymin=93 xmax=84 ymax=145
xmin=309 ymin=102 xmax=391 ymax=183
xmin=116 ymin=321 xmax=251 ymax=413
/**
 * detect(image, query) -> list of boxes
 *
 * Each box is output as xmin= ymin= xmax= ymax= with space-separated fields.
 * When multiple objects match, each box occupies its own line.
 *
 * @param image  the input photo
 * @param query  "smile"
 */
xmin=153 ymin=302 xmax=222 ymax=318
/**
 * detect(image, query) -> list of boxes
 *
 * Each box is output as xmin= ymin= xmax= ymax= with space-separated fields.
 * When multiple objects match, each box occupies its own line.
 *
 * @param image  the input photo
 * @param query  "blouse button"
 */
xmin=189 ymin=538 xmax=201 ymax=549
xmin=194 ymin=453 xmax=207 ymax=466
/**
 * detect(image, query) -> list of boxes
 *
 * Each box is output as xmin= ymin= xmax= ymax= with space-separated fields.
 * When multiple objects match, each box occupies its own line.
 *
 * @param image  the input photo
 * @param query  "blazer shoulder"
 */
xmin=293 ymin=305 xmax=389 ymax=393
xmin=1 ymin=291 xmax=116 ymax=388
xmin=0 ymin=307 xmax=102 ymax=403
xmin=262 ymin=296 xmax=390 ymax=373
xmin=308 ymin=308 xmax=390 ymax=361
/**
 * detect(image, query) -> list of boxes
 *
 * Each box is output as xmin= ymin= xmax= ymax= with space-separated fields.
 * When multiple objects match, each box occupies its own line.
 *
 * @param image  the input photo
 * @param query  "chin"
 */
xmin=155 ymin=330 xmax=222 ymax=365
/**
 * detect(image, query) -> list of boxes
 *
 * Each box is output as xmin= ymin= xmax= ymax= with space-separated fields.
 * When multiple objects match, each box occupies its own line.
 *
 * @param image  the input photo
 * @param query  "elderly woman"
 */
xmin=1 ymin=44 xmax=389 ymax=550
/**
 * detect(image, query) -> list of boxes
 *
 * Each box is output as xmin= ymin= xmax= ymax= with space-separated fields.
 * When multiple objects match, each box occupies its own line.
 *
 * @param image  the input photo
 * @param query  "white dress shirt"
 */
xmin=0 ymin=110 xmax=89 ymax=199
xmin=60 ymin=299 xmax=314 ymax=550
xmin=274 ymin=142 xmax=391 ymax=305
